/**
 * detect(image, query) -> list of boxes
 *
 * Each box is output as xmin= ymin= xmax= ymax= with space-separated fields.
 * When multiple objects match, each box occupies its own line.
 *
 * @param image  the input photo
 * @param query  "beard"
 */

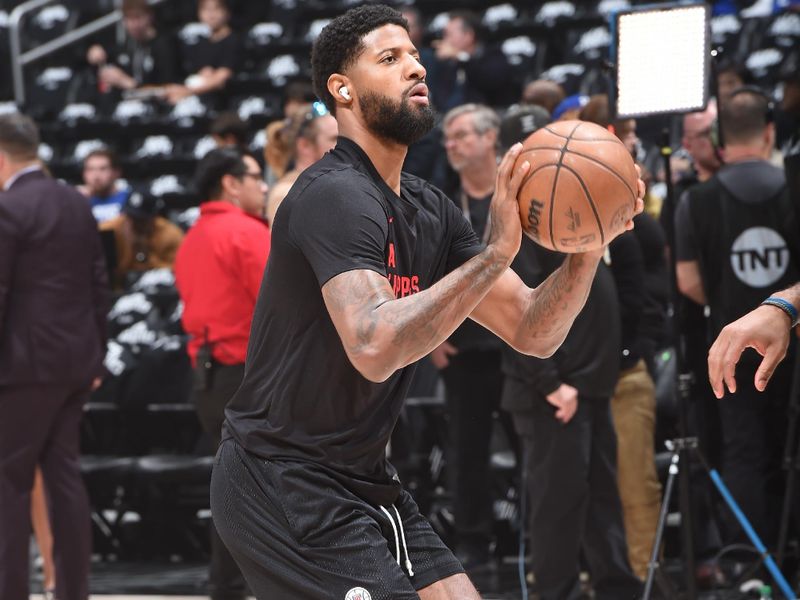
xmin=360 ymin=87 xmax=435 ymax=146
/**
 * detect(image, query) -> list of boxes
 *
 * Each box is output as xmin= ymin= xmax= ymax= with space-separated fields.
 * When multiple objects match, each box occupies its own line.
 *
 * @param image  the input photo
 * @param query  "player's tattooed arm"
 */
xmin=322 ymin=144 xmax=531 ymax=383
xmin=469 ymin=249 xmax=603 ymax=357
xmin=322 ymin=246 xmax=510 ymax=383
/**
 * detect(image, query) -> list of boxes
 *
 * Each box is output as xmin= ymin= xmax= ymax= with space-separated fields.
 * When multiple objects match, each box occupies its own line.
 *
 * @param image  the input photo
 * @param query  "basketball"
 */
xmin=515 ymin=120 xmax=638 ymax=253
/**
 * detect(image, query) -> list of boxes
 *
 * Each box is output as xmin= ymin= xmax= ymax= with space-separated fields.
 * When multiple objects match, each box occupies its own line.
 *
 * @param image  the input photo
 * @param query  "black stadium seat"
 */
xmin=230 ymin=93 xmax=280 ymax=129
xmin=62 ymin=138 xmax=109 ymax=167
xmin=23 ymin=3 xmax=75 ymax=50
xmin=244 ymin=21 xmax=285 ymax=63
xmin=26 ymin=65 xmax=79 ymax=120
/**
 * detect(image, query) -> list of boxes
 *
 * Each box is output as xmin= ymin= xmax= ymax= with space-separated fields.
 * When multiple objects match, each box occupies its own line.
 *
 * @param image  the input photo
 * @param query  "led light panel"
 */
xmin=615 ymin=3 xmax=709 ymax=118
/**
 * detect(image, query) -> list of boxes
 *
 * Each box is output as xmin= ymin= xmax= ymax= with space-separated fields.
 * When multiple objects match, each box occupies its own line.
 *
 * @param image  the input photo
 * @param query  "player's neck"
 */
xmin=341 ymin=120 xmax=407 ymax=195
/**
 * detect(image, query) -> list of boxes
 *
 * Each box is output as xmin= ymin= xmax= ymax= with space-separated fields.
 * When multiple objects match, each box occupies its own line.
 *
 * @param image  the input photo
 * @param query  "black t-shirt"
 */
xmin=108 ymin=32 xmax=179 ymax=86
xmin=224 ymin=137 xmax=481 ymax=505
xmin=442 ymin=183 xmax=501 ymax=352
xmin=182 ymin=31 xmax=241 ymax=76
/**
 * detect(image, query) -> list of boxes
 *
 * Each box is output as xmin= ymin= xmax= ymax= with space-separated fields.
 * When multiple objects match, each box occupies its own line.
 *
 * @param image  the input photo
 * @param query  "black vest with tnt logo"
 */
xmin=687 ymin=162 xmax=800 ymax=336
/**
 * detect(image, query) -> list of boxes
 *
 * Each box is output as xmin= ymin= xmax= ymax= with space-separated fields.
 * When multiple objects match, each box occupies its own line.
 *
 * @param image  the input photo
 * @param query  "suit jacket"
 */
xmin=0 ymin=170 xmax=110 ymax=385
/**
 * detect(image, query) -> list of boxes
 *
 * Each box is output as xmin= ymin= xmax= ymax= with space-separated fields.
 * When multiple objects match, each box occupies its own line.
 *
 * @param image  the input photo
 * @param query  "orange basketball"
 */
xmin=514 ymin=120 xmax=638 ymax=253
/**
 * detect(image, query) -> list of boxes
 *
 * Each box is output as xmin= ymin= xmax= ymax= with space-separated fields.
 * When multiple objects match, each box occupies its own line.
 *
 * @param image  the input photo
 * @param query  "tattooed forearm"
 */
xmin=388 ymin=250 xmax=505 ymax=350
xmin=517 ymin=252 xmax=600 ymax=354
xmin=322 ymin=246 xmax=510 ymax=382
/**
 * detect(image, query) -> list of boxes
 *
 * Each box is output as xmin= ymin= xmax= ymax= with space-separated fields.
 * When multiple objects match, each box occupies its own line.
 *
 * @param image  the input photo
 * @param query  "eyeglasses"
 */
xmin=443 ymin=129 xmax=478 ymax=145
xmin=239 ymin=171 xmax=263 ymax=181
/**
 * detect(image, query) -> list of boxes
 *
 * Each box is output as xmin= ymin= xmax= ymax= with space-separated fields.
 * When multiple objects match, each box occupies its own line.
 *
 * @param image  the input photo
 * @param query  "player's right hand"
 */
xmin=487 ymin=143 xmax=529 ymax=264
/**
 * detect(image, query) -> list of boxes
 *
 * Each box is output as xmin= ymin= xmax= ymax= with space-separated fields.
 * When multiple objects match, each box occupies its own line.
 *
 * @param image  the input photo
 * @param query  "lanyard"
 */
xmin=460 ymin=189 xmax=492 ymax=245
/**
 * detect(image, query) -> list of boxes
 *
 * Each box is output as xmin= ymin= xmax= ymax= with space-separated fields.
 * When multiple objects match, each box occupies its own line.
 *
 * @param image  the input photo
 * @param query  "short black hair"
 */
xmin=311 ymin=4 xmax=408 ymax=116
xmin=210 ymin=112 xmax=249 ymax=147
xmin=0 ymin=113 xmax=39 ymax=161
xmin=720 ymin=88 xmax=771 ymax=145
xmin=195 ymin=146 xmax=248 ymax=201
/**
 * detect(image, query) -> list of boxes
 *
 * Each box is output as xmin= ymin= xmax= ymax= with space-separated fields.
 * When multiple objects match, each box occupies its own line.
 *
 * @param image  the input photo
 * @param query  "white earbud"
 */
xmin=340 ymin=86 xmax=351 ymax=100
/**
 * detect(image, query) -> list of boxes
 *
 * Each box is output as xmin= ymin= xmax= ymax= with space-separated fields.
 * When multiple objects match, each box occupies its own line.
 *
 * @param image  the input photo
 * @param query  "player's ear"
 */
xmin=328 ymin=74 xmax=352 ymax=107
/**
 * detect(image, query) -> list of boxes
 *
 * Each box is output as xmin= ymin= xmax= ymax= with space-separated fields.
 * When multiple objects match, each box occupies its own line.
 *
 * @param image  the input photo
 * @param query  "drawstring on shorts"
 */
xmin=380 ymin=505 xmax=414 ymax=577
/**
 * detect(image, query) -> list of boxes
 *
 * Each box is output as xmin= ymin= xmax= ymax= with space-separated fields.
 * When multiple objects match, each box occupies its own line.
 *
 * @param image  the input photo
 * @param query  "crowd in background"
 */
xmin=2 ymin=0 xmax=800 ymax=599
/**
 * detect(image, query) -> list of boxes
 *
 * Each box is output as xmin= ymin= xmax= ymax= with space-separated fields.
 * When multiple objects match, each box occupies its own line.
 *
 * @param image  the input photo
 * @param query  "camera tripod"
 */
xmin=642 ymin=433 xmax=797 ymax=600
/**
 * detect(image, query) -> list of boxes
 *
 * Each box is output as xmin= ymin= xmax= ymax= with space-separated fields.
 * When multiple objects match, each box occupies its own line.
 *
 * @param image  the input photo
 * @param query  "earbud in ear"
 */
xmin=339 ymin=86 xmax=351 ymax=100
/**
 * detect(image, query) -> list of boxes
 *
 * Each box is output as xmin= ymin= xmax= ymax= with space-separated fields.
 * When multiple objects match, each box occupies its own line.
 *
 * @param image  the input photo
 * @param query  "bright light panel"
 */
xmin=615 ymin=4 xmax=709 ymax=118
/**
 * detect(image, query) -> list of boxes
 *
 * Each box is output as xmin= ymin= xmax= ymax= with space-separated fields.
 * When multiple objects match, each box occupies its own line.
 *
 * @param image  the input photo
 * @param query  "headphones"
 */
xmin=710 ymin=85 xmax=775 ymax=154
xmin=339 ymin=86 xmax=351 ymax=100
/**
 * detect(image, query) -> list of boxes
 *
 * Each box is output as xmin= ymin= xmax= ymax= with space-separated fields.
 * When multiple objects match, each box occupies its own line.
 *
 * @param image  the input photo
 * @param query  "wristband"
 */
xmin=761 ymin=296 xmax=799 ymax=327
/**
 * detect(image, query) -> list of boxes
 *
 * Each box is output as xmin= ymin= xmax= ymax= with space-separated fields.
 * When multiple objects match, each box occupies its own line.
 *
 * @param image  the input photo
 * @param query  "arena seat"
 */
xmin=23 ymin=3 xmax=75 ymax=50
xmin=25 ymin=65 xmax=79 ymax=120
xmin=166 ymin=95 xmax=215 ymax=132
xmin=230 ymin=93 xmax=280 ymax=129
xmin=144 ymin=174 xmax=197 ymax=210
xmin=244 ymin=21 xmax=285 ymax=63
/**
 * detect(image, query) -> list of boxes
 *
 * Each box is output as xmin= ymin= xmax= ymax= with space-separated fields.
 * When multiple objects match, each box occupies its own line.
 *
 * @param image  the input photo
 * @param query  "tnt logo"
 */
xmin=345 ymin=587 xmax=372 ymax=600
xmin=730 ymin=227 xmax=790 ymax=288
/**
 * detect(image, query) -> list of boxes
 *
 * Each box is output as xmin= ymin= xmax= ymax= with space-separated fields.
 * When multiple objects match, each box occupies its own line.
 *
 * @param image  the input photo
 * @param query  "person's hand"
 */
xmin=546 ymin=383 xmax=578 ymax=424
xmin=100 ymin=65 xmax=134 ymax=90
xmin=430 ymin=341 xmax=458 ymax=370
xmin=622 ymin=164 xmax=646 ymax=233
xmin=91 ymin=377 xmax=103 ymax=391
xmin=87 ymin=44 xmax=107 ymax=66
xmin=708 ymin=304 xmax=792 ymax=398
xmin=486 ymin=142 xmax=529 ymax=264
xmin=165 ymin=84 xmax=192 ymax=105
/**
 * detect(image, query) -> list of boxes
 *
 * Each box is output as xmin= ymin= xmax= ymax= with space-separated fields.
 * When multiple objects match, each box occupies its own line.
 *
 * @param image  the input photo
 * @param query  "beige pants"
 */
xmin=610 ymin=359 xmax=662 ymax=580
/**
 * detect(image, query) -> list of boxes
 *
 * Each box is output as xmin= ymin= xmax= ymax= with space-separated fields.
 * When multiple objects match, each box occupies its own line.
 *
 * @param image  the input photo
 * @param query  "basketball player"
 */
xmin=210 ymin=5 xmax=644 ymax=599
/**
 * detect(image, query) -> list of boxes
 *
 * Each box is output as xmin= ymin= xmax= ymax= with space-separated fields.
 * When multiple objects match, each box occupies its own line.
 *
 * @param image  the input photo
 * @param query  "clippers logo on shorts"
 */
xmin=730 ymin=226 xmax=790 ymax=288
xmin=345 ymin=587 xmax=372 ymax=600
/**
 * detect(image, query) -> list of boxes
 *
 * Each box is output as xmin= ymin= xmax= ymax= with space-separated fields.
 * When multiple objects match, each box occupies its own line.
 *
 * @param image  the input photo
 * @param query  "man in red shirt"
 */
xmin=173 ymin=146 xmax=270 ymax=600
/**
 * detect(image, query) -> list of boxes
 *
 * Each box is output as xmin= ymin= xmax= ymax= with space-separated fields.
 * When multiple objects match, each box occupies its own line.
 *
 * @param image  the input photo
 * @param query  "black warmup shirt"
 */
xmin=108 ymin=32 xmax=179 ymax=86
xmin=441 ymin=184 xmax=501 ymax=352
xmin=182 ymin=31 xmax=241 ymax=76
xmin=224 ymin=137 xmax=481 ymax=505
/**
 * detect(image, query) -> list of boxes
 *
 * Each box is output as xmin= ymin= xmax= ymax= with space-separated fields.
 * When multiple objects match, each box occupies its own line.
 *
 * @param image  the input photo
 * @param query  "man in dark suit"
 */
xmin=0 ymin=113 xmax=110 ymax=600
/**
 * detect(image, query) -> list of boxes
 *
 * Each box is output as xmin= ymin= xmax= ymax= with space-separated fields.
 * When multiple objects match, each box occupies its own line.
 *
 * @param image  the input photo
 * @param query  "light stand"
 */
xmin=611 ymin=4 xmax=799 ymax=598
xmin=610 ymin=5 xmax=710 ymax=597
